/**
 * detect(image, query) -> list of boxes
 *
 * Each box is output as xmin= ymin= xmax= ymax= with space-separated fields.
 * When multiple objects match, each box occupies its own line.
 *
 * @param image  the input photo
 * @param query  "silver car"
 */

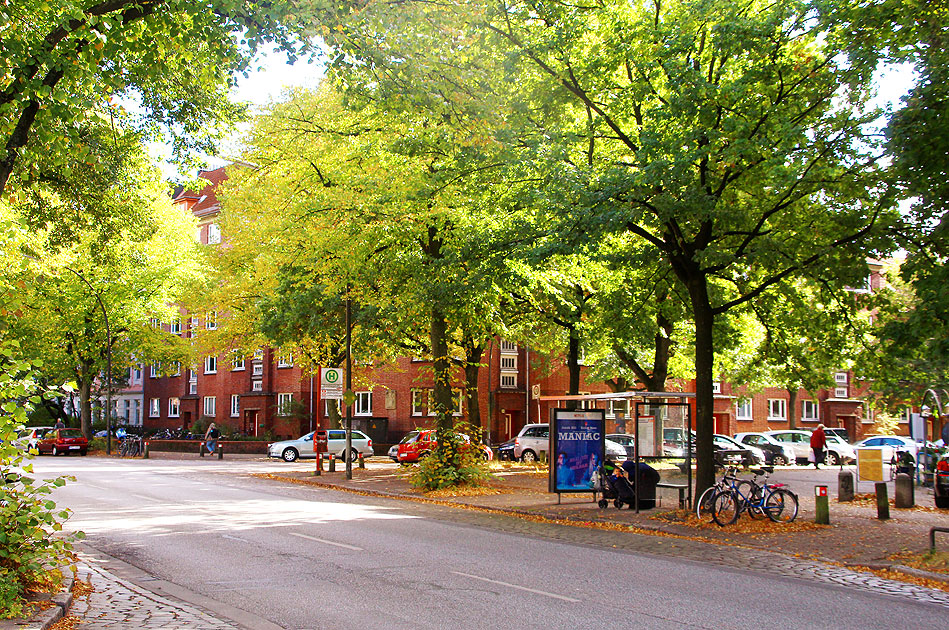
xmin=268 ymin=429 xmax=373 ymax=463
xmin=514 ymin=423 xmax=626 ymax=463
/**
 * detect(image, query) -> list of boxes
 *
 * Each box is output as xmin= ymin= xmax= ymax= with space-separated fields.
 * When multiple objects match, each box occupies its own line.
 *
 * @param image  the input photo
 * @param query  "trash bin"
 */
xmin=622 ymin=461 xmax=660 ymax=509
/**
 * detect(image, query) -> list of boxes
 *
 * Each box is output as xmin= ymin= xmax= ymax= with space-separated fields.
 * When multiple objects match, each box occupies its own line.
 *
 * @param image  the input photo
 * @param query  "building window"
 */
xmin=500 ymin=374 xmax=517 ymax=388
xmin=133 ymin=364 xmax=142 ymax=382
xmin=834 ymin=387 xmax=848 ymax=399
xmin=500 ymin=356 xmax=516 ymax=370
xmin=277 ymin=393 xmax=292 ymax=416
xmin=802 ymin=400 xmax=819 ymax=422
xmin=205 ymin=356 xmax=217 ymax=374
xmin=252 ymin=363 xmax=264 ymax=376
xmin=232 ymin=356 xmax=245 ymax=371
xmin=252 ymin=380 xmax=262 ymax=392
xmin=207 ymin=223 xmax=222 ymax=245
xmin=231 ymin=395 xmax=240 ymax=417
xmin=453 ymin=390 xmax=463 ymax=416
xmin=834 ymin=372 xmax=848 ymax=384
xmin=712 ymin=382 xmax=721 ymax=394
xmin=499 ymin=340 xmax=517 ymax=352
xmin=607 ymin=399 xmax=629 ymax=419
xmin=170 ymin=361 xmax=181 ymax=377
xmin=767 ymin=399 xmax=787 ymax=421
xmin=354 ymin=391 xmax=372 ymax=416
xmin=206 ymin=311 xmax=217 ymax=330
xmin=149 ymin=317 xmax=160 ymax=328
xmin=277 ymin=353 xmax=293 ymax=368
xmin=149 ymin=398 xmax=160 ymax=418
xmin=411 ymin=389 xmax=425 ymax=416
xmin=736 ymin=399 xmax=752 ymax=421
xmin=168 ymin=397 xmax=180 ymax=418
xmin=203 ymin=396 xmax=216 ymax=417
xmin=170 ymin=318 xmax=181 ymax=335
xmin=150 ymin=363 xmax=160 ymax=378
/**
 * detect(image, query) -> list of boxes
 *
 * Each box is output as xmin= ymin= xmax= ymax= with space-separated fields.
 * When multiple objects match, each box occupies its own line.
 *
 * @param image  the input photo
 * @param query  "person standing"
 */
xmin=204 ymin=423 xmax=220 ymax=455
xmin=810 ymin=424 xmax=827 ymax=469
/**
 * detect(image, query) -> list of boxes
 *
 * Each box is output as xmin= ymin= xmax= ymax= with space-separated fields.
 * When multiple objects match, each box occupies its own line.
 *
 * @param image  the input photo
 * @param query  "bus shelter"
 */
xmin=539 ymin=391 xmax=695 ymax=511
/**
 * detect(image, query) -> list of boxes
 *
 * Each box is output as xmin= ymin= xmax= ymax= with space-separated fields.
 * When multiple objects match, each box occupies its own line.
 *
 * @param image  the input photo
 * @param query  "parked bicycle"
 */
xmin=695 ymin=466 xmax=759 ymax=520
xmin=118 ymin=435 xmax=144 ymax=457
xmin=711 ymin=466 xmax=798 ymax=526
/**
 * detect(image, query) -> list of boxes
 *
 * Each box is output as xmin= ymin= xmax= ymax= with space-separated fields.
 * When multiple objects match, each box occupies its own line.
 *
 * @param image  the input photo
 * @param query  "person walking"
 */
xmin=810 ymin=424 xmax=827 ymax=469
xmin=204 ymin=423 xmax=220 ymax=455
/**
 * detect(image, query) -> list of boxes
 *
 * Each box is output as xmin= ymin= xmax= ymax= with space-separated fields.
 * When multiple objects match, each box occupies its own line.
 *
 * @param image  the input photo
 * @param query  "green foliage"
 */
xmin=0 ymin=347 xmax=81 ymax=619
xmin=409 ymin=424 xmax=493 ymax=491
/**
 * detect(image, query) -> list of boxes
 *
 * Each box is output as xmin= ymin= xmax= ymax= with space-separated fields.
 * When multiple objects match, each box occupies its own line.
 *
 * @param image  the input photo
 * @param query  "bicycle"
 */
xmin=119 ymin=435 xmax=143 ymax=457
xmin=695 ymin=466 xmax=758 ymax=520
xmin=711 ymin=466 xmax=798 ymax=526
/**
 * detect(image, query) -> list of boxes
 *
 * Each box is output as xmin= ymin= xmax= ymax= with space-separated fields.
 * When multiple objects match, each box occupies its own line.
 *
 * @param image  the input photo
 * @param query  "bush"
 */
xmin=409 ymin=423 xmax=493 ymax=491
xmin=0 ymin=353 xmax=82 ymax=618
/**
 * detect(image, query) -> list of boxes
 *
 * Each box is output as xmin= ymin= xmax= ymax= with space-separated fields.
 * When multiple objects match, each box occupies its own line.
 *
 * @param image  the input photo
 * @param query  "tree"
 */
xmin=314 ymin=0 xmax=900 ymax=492
xmin=5 ymin=120 xmax=202 ymax=437
xmin=0 ymin=0 xmax=307 ymax=194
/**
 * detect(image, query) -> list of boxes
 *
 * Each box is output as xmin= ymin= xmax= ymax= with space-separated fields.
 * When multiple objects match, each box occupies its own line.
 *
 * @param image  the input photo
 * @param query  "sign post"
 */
xmin=320 ymin=368 xmax=344 ymax=401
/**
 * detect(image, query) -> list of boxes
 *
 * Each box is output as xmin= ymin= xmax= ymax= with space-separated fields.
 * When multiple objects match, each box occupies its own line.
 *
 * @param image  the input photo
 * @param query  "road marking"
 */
xmin=131 ymin=493 xmax=159 ymax=502
xmin=221 ymin=534 xmax=250 ymax=543
xmin=451 ymin=571 xmax=581 ymax=602
xmin=289 ymin=532 xmax=362 ymax=551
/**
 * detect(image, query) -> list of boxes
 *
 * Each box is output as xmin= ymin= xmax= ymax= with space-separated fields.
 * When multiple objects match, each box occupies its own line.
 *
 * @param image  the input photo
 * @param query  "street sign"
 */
xmin=320 ymin=367 xmax=344 ymax=400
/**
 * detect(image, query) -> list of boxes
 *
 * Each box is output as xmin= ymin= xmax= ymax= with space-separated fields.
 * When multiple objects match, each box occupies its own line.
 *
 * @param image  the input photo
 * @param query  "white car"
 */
xmin=853 ymin=435 xmax=921 ymax=464
xmin=513 ymin=423 xmax=626 ymax=463
xmin=766 ymin=429 xmax=854 ymax=465
xmin=268 ymin=429 xmax=373 ymax=463
xmin=733 ymin=432 xmax=796 ymax=466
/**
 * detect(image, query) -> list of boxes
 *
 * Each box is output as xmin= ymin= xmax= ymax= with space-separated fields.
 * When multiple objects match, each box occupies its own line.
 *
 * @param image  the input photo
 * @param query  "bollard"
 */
xmin=328 ymin=455 xmax=336 ymax=472
xmin=895 ymin=473 xmax=914 ymax=508
xmin=143 ymin=441 xmax=150 ymax=459
xmin=217 ymin=443 xmax=223 ymax=460
xmin=539 ymin=451 xmax=547 ymax=464
xmin=875 ymin=482 xmax=890 ymax=520
xmin=837 ymin=469 xmax=854 ymax=502
xmin=199 ymin=441 xmax=205 ymax=457
xmin=358 ymin=452 xmax=365 ymax=469
xmin=314 ymin=452 xmax=322 ymax=476
xmin=815 ymin=485 xmax=830 ymax=525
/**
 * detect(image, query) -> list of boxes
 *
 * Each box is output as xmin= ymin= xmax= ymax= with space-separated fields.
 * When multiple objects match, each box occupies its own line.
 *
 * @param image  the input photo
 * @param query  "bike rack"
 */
xmin=930 ymin=527 xmax=949 ymax=552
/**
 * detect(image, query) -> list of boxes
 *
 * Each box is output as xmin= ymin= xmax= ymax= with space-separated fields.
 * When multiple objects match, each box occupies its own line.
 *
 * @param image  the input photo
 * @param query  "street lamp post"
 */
xmin=64 ymin=267 xmax=113 ymax=455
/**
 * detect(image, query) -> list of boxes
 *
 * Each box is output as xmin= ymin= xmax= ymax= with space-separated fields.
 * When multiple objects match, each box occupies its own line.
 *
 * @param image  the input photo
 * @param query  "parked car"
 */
xmin=823 ymin=427 xmax=851 ymax=442
xmin=16 ymin=426 xmax=53 ymax=452
xmin=267 ymin=429 xmax=373 ymax=463
xmin=396 ymin=429 xmax=492 ymax=463
xmin=606 ymin=433 xmax=636 ymax=458
xmin=387 ymin=444 xmax=400 ymax=462
xmin=514 ymin=423 xmax=626 ymax=463
xmin=766 ymin=429 xmax=854 ymax=465
xmin=733 ymin=432 xmax=795 ymax=466
xmin=36 ymin=428 xmax=88 ymax=456
xmin=713 ymin=434 xmax=765 ymax=466
xmin=934 ymin=451 xmax=949 ymax=509
xmin=853 ymin=435 xmax=921 ymax=464
xmin=496 ymin=439 xmax=515 ymax=461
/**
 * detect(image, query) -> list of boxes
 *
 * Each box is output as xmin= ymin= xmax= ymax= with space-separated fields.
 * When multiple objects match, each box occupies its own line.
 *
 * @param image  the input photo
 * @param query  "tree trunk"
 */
xmin=79 ymin=375 xmax=93 ymax=440
xmin=463 ymin=344 xmax=484 ymax=430
xmin=686 ymin=276 xmax=716 ymax=496
xmin=787 ymin=387 xmax=798 ymax=430
xmin=430 ymin=307 xmax=454 ymax=431
xmin=566 ymin=329 xmax=581 ymax=410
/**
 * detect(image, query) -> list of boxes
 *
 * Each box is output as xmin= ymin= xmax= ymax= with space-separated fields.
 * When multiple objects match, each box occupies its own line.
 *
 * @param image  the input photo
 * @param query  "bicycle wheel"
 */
xmin=712 ymin=490 xmax=740 ymax=526
xmin=735 ymin=480 xmax=764 ymax=519
xmin=695 ymin=486 xmax=718 ymax=520
xmin=765 ymin=488 xmax=799 ymax=523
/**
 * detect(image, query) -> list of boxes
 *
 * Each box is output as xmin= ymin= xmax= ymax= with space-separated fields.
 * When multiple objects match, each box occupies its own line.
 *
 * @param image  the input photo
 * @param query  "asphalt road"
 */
xmin=36 ymin=457 xmax=947 ymax=630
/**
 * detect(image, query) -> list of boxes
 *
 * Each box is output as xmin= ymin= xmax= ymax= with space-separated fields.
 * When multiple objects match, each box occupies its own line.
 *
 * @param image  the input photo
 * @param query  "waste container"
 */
xmin=620 ymin=461 xmax=660 ymax=509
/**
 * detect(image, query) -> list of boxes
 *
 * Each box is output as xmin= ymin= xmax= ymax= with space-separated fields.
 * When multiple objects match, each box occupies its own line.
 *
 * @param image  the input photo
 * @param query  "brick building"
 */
xmin=133 ymin=168 xmax=907 ymax=446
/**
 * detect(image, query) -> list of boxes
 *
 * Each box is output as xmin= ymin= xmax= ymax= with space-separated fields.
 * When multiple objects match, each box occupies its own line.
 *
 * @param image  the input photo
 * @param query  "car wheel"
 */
xmin=825 ymin=452 xmax=839 ymax=466
xmin=521 ymin=450 xmax=538 ymax=463
xmin=935 ymin=495 xmax=949 ymax=509
xmin=772 ymin=455 xmax=788 ymax=466
xmin=52 ymin=446 xmax=59 ymax=456
xmin=281 ymin=448 xmax=299 ymax=463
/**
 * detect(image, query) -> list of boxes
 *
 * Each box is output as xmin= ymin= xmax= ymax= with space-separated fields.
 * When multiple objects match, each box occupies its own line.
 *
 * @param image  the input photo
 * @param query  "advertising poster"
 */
xmin=550 ymin=409 xmax=605 ymax=493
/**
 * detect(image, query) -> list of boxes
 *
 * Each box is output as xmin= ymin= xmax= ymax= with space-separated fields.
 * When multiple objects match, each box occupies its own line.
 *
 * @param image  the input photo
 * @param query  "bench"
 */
xmin=656 ymin=482 xmax=689 ymax=509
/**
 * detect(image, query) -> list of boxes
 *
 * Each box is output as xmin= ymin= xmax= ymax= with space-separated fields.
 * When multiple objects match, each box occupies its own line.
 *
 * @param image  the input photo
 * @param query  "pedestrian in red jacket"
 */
xmin=810 ymin=424 xmax=827 ymax=469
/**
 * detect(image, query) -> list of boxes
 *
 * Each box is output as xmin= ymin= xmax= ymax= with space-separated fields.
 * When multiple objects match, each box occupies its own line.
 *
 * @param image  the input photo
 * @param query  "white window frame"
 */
xmin=170 ymin=318 xmax=181 ymax=335
xmin=277 ymin=353 xmax=293 ymax=368
xmin=607 ymin=399 xmax=629 ymax=419
xmin=170 ymin=361 xmax=181 ymax=377
xmin=500 ymin=355 xmax=517 ymax=370
xmin=203 ymin=396 xmax=216 ymax=417
xmin=206 ymin=311 xmax=217 ymax=330
xmin=230 ymin=394 xmax=240 ymax=417
xmin=354 ymin=391 xmax=372 ymax=416
xmin=252 ymin=363 xmax=264 ymax=376
xmin=801 ymin=400 xmax=819 ymax=422
xmin=149 ymin=398 xmax=160 ymax=418
xmin=231 ymin=356 xmax=245 ymax=371
xmin=150 ymin=363 xmax=160 ymax=378
xmin=712 ymin=381 xmax=721 ymax=394
xmin=252 ymin=380 xmax=263 ymax=392
xmin=168 ymin=397 xmax=180 ymax=418
xmin=767 ymin=398 xmax=787 ymax=421
xmin=205 ymin=356 xmax=217 ymax=374
xmin=736 ymin=399 xmax=753 ymax=421
xmin=834 ymin=387 xmax=848 ymax=398
xmin=207 ymin=223 xmax=222 ymax=245
xmin=499 ymin=340 xmax=517 ymax=352
xmin=453 ymin=390 xmax=463 ymax=417
xmin=500 ymin=374 xmax=517 ymax=388
xmin=277 ymin=393 xmax=292 ymax=416
xmin=411 ymin=389 xmax=425 ymax=416
xmin=834 ymin=371 xmax=848 ymax=384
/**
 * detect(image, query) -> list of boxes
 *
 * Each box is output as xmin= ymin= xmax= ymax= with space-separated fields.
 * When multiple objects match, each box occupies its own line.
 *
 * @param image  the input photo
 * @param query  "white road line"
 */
xmin=221 ymin=534 xmax=250 ymax=543
xmin=131 ymin=493 xmax=159 ymax=502
xmin=288 ymin=532 xmax=363 ymax=551
xmin=451 ymin=571 xmax=581 ymax=602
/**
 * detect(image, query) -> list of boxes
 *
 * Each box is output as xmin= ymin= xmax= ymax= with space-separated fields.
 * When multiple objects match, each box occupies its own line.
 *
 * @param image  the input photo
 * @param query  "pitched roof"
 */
xmin=172 ymin=166 xmax=229 ymax=218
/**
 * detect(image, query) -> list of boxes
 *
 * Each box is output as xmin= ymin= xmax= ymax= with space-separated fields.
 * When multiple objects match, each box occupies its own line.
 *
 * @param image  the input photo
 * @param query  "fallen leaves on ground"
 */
xmin=849 ymin=566 xmax=949 ymax=593
xmin=49 ymin=615 xmax=80 ymax=630
xmin=72 ymin=577 xmax=94 ymax=598
xmin=889 ymin=550 xmax=949 ymax=575
xmin=844 ymin=494 xmax=942 ymax=512
xmin=653 ymin=509 xmax=828 ymax=534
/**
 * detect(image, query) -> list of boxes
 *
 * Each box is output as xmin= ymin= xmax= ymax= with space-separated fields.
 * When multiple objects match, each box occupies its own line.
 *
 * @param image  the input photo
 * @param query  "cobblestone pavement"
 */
xmin=68 ymin=557 xmax=235 ymax=630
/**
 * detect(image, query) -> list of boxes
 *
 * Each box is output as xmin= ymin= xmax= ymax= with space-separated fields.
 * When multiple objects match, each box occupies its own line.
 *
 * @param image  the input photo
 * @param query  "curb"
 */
xmin=892 ymin=565 xmax=949 ymax=584
xmin=0 ymin=571 xmax=75 ymax=630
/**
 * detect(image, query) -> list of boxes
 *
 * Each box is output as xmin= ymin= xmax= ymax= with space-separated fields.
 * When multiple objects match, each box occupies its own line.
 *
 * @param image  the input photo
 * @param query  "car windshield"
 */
xmin=400 ymin=431 xmax=420 ymax=444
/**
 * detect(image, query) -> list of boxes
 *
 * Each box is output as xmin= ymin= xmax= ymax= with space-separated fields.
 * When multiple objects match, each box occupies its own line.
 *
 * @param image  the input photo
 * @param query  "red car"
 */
xmin=396 ymin=429 xmax=492 ymax=463
xmin=37 ymin=428 xmax=89 ymax=456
